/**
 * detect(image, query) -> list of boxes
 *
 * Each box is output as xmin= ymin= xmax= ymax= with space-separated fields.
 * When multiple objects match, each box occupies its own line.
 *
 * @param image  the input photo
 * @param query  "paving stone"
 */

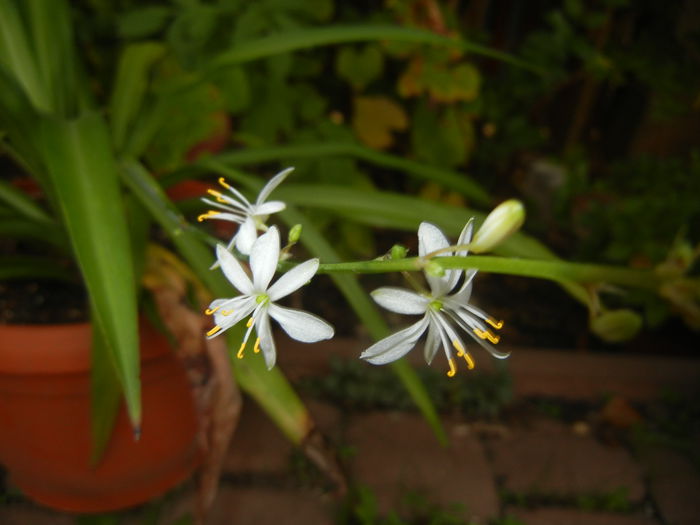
xmin=223 ymin=400 xmax=293 ymax=474
xmin=206 ymin=486 xmax=334 ymax=525
xmin=346 ymin=411 xmax=498 ymax=524
xmin=506 ymin=507 xmax=659 ymax=525
xmin=643 ymin=446 xmax=700 ymax=525
xmin=491 ymin=418 xmax=645 ymax=502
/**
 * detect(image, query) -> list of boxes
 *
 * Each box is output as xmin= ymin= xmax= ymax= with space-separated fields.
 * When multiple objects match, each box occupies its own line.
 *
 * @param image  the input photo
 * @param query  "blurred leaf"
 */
xmin=211 ymin=66 xmax=251 ymax=114
xmin=352 ymin=96 xmax=408 ymax=150
xmin=39 ymin=112 xmax=140 ymax=427
xmin=117 ymin=6 xmax=172 ymax=39
xmin=412 ymin=104 xmax=472 ymax=167
xmin=90 ymin=319 xmax=121 ymax=464
xmin=336 ymin=45 xmax=384 ymax=90
xmin=399 ymin=58 xmax=480 ymax=103
xmin=110 ymin=42 xmax=166 ymax=152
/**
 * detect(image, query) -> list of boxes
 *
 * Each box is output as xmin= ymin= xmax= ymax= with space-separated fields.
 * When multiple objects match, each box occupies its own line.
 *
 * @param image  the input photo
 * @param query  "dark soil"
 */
xmin=0 ymin=280 xmax=88 ymax=324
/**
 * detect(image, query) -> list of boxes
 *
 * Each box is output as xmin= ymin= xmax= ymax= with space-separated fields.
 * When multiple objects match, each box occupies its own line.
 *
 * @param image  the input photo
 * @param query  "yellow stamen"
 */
xmin=463 ymin=352 xmax=475 ymax=370
xmin=237 ymin=341 xmax=246 ymax=359
xmin=246 ymin=317 xmax=254 ymax=327
xmin=218 ymin=177 xmax=231 ymax=189
xmin=197 ymin=210 xmax=219 ymax=222
xmin=207 ymin=189 xmax=228 ymax=204
xmin=205 ymin=305 xmax=221 ymax=315
xmin=474 ymin=328 xmax=500 ymax=344
xmin=486 ymin=318 xmax=504 ymax=330
xmin=206 ymin=325 xmax=221 ymax=337
xmin=453 ymin=339 xmax=465 ymax=356
xmin=446 ymin=358 xmax=457 ymax=377
xmin=221 ymin=309 xmax=233 ymax=316
xmin=253 ymin=338 xmax=261 ymax=353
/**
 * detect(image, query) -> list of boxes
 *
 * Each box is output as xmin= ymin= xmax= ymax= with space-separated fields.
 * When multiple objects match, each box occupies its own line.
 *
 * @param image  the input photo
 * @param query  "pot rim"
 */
xmin=0 ymin=319 xmax=173 ymax=375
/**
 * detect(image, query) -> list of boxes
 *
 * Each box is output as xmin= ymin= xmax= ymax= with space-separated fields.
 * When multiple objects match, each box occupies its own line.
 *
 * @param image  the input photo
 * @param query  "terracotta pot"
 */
xmin=0 ymin=320 xmax=201 ymax=513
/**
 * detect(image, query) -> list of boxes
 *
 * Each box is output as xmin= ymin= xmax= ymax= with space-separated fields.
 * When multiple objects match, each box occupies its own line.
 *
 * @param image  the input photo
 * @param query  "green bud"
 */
xmin=424 ymin=260 xmax=445 ymax=277
xmin=390 ymin=244 xmax=408 ymax=260
xmin=288 ymin=224 xmax=303 ymax=244
xmin=590 ymin=309 xmax=643 ymax=343
xmin=470 ymin=199 xmax=525 ymax=254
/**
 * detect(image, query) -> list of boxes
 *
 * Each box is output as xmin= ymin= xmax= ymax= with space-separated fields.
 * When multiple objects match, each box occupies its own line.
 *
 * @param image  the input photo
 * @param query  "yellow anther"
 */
xmin=237 ymin=342 xmax=246 ymax=359
xmin=207 ymin=189 xmax=228 ymax=204
xmin=205 ymin=305 xmax=221 ymax=315
xmin=206 ymin=325 xmax=221 ymax=337
xmin=246 ymin=317 xmax=254 ymax=327
xmin=446 ymin=358 xmax=457 ymax=377
xmin=197 ymin=210 xmax=219 ymax=222
xmin=474 ymin=328 xmax=500 ymax=344
xmin=486 ymin=318 xmax=504 ymax=330
xmin=253 ymin=338 xmax=261 ymax=353
xmin=453 ymin=339 xmax=465 ymax=356
xmin=463 ymin=352 xmax=475 ymax=370
xmin=218 ymin=177 xmax=231 ymax=189
xmin=221 ymin=309 xmax=233 ymax=316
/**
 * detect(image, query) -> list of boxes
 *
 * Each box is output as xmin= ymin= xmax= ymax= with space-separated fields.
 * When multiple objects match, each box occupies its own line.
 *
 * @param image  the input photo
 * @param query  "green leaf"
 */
xmin=185 ymin=142 xmax=491 ymax=205
xmin=336 ymin=45 xmax=384 ymax=90
xmin=109 ymin=42 xmax=166 ymax=152
xmin=90 ymin=318 xmax=122 ymax=465
xmin=117 ymin=6 xmax=172 ymax=39
xmin=206 ymin=25 xmax=539 ymax=75
xmin=38 ymin=112 xmax=141 ymax=427
xmin=0 ymin=178 xmax=53 ymax=224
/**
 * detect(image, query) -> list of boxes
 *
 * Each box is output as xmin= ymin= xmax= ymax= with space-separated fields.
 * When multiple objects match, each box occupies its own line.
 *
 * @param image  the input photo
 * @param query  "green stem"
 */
xmin=317 ymin=256 xmax=660 ymax=291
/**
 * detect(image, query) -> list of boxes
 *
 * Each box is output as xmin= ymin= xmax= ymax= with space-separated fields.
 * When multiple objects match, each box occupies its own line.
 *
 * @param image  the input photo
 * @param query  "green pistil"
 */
xmin=256 ymin=294 xmax=269 ymax=304
xmin=429 ymin=299 xmax=443 ymax=311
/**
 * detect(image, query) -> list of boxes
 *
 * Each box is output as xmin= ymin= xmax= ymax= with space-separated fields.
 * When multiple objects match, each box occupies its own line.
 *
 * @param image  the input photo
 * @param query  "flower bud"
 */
xmin=590 ymin=309 xmax=643 ymax=342
xmin=424 ymin=260 xmax=445 ymax=277
xmin=390 ymin=244 xmax=408 ymax=260
xmin=470 ymin=199 xmax=525 ymax=254
xmin=288 ymin=224 xmax=303 ymax=244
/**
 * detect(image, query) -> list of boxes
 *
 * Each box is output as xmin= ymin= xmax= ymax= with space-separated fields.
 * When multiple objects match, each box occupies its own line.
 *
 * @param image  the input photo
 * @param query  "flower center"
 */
xmin=429 ymin=299 xmax=443 ymax=311
xmin=256 ymin=293 xmax=269 ymax=305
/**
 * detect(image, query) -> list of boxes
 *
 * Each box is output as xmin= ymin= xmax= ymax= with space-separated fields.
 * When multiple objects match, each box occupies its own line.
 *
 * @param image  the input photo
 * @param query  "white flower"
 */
xmin=360 ymin=221 xmax=509 ymax=377
xmin=199 ymin=167 xmax=292 ymax=255
xmin=205 ymin=226 xmax=334 ymax=369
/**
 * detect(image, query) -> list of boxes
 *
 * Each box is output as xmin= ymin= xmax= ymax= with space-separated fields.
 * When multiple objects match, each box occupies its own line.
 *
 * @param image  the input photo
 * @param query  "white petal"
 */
xmin=254 ymin=201 xmax=286 ymax=216
xmin=250 ymin=226 xmax=280 ymax=291
xmin=418 ymin=222 xmax=453 ymax=297
xmin=216 ymin=244 xmax=253 ymax=295
xmin=423 ymin=323 xmax=440 ymax=364
xmin=235 ymin=217 xmax=258 ymax=255
xmin=360 ymin=317 xmax=430 ymax=365
xmin=418 ymin=222 xmax=450 ymax=256
xmin=268 ymin=303 xmax=334 ymax=343
xmin=257 ymin=167 xmax=293 ymax=204
xmin=452 ymin=270 xmax=476 ymax=301
xmin=444 ymin=219 xmax=475 ymax=292
xmin=371 ymin=287 xmax=428 ymax=315
xmin=256 ymin=310 xmax=277 ymax=369
xmin=456 ymin=219 xmax=474 ymax=257
xmin=213 ymin=296 xmax=256 ymax=330
xmin=268 ymin=258 xmax=319 ymax=301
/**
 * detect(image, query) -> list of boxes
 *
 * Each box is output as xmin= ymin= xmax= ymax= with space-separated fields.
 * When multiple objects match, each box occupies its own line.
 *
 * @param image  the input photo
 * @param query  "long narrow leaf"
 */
xmin=38 ymin=112 xmax=141 ymax=428
xmin=109 ymin=42 xmax=166 ymax=151
xmin=207 ymin=25 xmax=538 ymax=73
xmin=181 ymin=143 xmax=489 ymax=206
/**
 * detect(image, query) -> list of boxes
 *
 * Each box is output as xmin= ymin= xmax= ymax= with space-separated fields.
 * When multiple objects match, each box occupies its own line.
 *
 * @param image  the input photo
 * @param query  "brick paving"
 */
xmin=2 ymin=345 xmax=700 ymax=524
